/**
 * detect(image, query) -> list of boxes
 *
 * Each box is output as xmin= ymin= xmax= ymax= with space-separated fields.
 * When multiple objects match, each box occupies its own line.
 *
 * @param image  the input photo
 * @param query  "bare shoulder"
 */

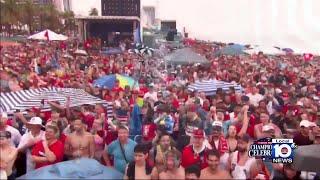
xmin=219 ymin=169 xmax=232 ymax=179
xmin=200 ymin=168 xmax=208 ymax=178
xmin=84 ymin=132 xmax=93 ymax=137
xmin=158 ymin=171 xmax=166 ymax=180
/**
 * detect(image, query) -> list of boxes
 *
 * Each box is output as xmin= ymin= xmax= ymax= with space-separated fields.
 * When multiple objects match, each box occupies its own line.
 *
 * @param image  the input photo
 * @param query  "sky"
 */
xmin=70 ymin=0 xmax=320 ymax=54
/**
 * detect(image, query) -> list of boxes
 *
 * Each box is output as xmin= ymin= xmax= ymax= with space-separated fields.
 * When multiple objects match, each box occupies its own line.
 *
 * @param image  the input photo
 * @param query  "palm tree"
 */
xmin=19 ymin=0 xmax=36 ymax=34
xmin=37 ymin=4 xmax=61 ymax=32
xmin=0 ymin=0 xmax=19 ymax=35
xmin=89 ymin=8 xmax=98 ymax=16
xmin=61 ymin=10 xmax=75 ymax=33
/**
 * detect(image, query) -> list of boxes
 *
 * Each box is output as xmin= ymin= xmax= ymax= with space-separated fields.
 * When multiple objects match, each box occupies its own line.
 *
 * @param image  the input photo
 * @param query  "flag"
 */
xmin=134 ymin=25 xmax=142 ymax=44
xmin=303 ymin=53 xmax=313 ymax=61
xmin=44 ymin=30 xmax=49 ymax=41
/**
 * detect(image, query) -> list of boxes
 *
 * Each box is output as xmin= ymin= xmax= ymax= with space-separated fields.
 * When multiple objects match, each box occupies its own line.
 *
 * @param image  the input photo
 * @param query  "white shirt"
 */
xmin=18 ymin=130 xmax=45 ymax=172
xmin=143 ymin=91 xmax=158 ymax=102
xmin=5 ymin=125 xmax=21 ymax=147
xmin=246 ymin=93 xmax=264 ymax=107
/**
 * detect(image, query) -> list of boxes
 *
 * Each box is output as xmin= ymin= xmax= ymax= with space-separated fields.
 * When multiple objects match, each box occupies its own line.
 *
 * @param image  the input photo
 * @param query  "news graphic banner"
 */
xmin=249 ymin=138 xmax=297 ymax=163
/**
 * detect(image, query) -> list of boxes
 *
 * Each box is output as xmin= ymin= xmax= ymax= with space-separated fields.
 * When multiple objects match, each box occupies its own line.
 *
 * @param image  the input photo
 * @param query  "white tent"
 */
xmin=28 ymin=29 xmax=68 ymax=41
xmin=244 ymin=45 xmax=285 ymax=55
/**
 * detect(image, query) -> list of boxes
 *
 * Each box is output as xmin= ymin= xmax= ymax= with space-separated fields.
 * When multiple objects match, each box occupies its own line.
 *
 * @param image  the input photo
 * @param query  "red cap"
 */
xmin=193 ymin=129 xmax=205 ymax=138
xmin=29 ymin=107 xmax=40 ymax=114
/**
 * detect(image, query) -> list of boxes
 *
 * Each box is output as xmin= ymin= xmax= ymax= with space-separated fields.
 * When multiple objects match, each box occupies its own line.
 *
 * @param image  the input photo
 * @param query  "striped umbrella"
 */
xmin=188 ymin=80 xmax=243 ymax=96
xmin=0 ymin=87 xmax=106 ymax=112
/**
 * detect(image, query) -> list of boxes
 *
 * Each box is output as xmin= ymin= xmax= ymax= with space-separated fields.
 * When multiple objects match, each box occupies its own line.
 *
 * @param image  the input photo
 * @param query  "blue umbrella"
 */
xmin=100 ymin=47 xmax=123 ymax=55
xmin=282 ymin=48 xmax=294 ymax=53
xmin=93 ymin=75 xmax=116 ymax=89
xmin=214 ymin=44 xmax=246 ymax=56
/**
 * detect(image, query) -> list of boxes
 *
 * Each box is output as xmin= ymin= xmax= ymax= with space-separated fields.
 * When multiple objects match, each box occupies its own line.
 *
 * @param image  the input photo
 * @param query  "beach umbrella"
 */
xmin=164 ymin=48 xmax=209 ymax=65
xmin=292 ymin=145 xmax=320 ymax=172
xmin=74 ymin=49 xmax=88 ymax=56
xmin=244 ymin=45 xmax=285 ymax=55
xmin=28 ymin=29 xmax=68 ymax=41
xmin=188 ymin=80 xmax=243 ymax=96
xmin=0 ymin=87 xmax=106 ymax=112
xmin=282 ymin=48 xmax=294 ymax=54
xmin=214 ymin=44 xmax=247 ymax=56
xmin=17 ymin=158 xmax=123 ymax=179
xmin=93 ymin=74 xmax=139 ymax=90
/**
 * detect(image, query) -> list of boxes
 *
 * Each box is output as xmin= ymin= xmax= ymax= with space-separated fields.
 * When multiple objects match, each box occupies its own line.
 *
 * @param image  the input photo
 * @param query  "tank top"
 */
xmin=127 ymin=162 xmax=152 ymax=180
xmin=231 ymin=151 xmax=256 ymax=179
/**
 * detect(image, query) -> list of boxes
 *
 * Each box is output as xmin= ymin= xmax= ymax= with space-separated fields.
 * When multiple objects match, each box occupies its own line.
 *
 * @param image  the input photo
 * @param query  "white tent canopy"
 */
xmin=244 ymin=45 xmax=285 ymax=55
xmin=28 ymin=29 xmax=68 ymax=41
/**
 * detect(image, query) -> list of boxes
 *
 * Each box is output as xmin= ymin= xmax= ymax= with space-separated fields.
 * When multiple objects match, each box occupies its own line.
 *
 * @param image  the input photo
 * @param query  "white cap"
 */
xmin=28 ymin=117 xmax=43 ymax=127
xmin=296 ymin=101 xmax=304 ymax=106
xmin=300 ymin=120 xmax=311 ymax=128
xmin=309 ymin=122 xmax=317 ymax=127
xmin=262 ymin=124 xmax=275 ymax=132
xmin=1 ymin=112 xmax=8 ymax=119
xmin=275 ymin=88 xmax=282 ymax=94
xmin=212 ymin=121 xmax=223 ymax=127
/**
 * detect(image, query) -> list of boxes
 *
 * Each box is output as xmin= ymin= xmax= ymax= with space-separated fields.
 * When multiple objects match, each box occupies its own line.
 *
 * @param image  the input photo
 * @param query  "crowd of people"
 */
xmin=0 ymin=38 xmax=319 ymax=180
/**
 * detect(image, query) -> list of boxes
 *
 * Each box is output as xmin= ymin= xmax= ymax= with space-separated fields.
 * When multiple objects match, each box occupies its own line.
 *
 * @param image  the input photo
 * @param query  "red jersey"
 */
xmin=31 ymin=140 xmax=64 ymax=169
xmin=181 ymin=145 xmax=209 ymax=170
xmin=142 ymin=123 xmax=157 ymax=142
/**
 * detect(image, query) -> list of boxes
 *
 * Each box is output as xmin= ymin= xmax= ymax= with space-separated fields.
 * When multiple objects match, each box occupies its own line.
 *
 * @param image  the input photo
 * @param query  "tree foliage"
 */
xmin=0 ymin=0 xmax=76 ymax=35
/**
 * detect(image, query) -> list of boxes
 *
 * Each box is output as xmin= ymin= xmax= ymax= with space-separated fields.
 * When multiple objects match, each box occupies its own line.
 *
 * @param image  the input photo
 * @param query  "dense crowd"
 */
xmin=0 ymin=39 xmax=319 ymax=180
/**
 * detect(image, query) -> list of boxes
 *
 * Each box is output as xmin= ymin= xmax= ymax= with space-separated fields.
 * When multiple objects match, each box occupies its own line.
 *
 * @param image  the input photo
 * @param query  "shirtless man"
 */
xmin=124 ymin=143 xmax=152 ymax=180
xmin=64 ymin=119 xmax=95 ymax=159
xmin=0 ymin=131 xmax=18 ymax=180
xmin=200 ymin=150 xmax=231 ymax=179
xmin=159 ymin=149 xmax=185 ymax=180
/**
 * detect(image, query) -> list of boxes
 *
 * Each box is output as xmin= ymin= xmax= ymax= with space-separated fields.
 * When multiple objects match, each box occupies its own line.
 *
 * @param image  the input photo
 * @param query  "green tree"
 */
xmin=19 ymin=0 xmax=36 ymax=33
xmin=0 ymin=0 xmax=19 ymax=35
xmin=37 ymin=4 xmax=62 ymax=32
xmin=89 ymin=8 xmax=98 ymax=16
xmin=61 ymin=10 xmax=75 ymax=32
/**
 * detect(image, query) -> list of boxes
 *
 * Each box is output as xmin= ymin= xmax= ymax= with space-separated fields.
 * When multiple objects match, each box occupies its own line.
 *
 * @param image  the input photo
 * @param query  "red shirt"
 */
xmin=235 ymin=114 xmax=256 ymax=138
xmin=31 ymin=140 xmax=64 ymax=169
xmin=181 ymin=145 xmax=208 ymax=170
xmin=142 ymin=123 xmax=157 ymax=142
xmin=81 ymin=113 xmax=95 ymax=131
xmin=112 ymin=86 xmax=124 ymax=93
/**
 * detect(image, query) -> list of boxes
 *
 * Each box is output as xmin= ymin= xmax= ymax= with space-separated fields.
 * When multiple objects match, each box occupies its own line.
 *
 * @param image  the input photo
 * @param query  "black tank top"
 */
xmin=127 ymin=162 xmax=152 ymax=180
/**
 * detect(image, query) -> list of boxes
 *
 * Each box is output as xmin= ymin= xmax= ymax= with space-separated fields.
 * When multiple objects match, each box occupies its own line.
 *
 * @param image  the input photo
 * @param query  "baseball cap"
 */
xmin=262 ymin=124 xmax=275 ymax=132
xmin=28 ymin=117 xmax=43 ymax=127
xmin=193 ymin=129 xmax=205 ymax=138
xmin=212 ymin=121 xmax=223 ymax=127
xmin=300 ymin=120 xmax=311 ymax=128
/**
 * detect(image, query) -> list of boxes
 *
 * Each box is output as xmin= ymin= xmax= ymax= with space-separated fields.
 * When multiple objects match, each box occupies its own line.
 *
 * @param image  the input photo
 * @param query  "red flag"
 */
xmin=44 ymin=30 xmax=49 ymax=41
